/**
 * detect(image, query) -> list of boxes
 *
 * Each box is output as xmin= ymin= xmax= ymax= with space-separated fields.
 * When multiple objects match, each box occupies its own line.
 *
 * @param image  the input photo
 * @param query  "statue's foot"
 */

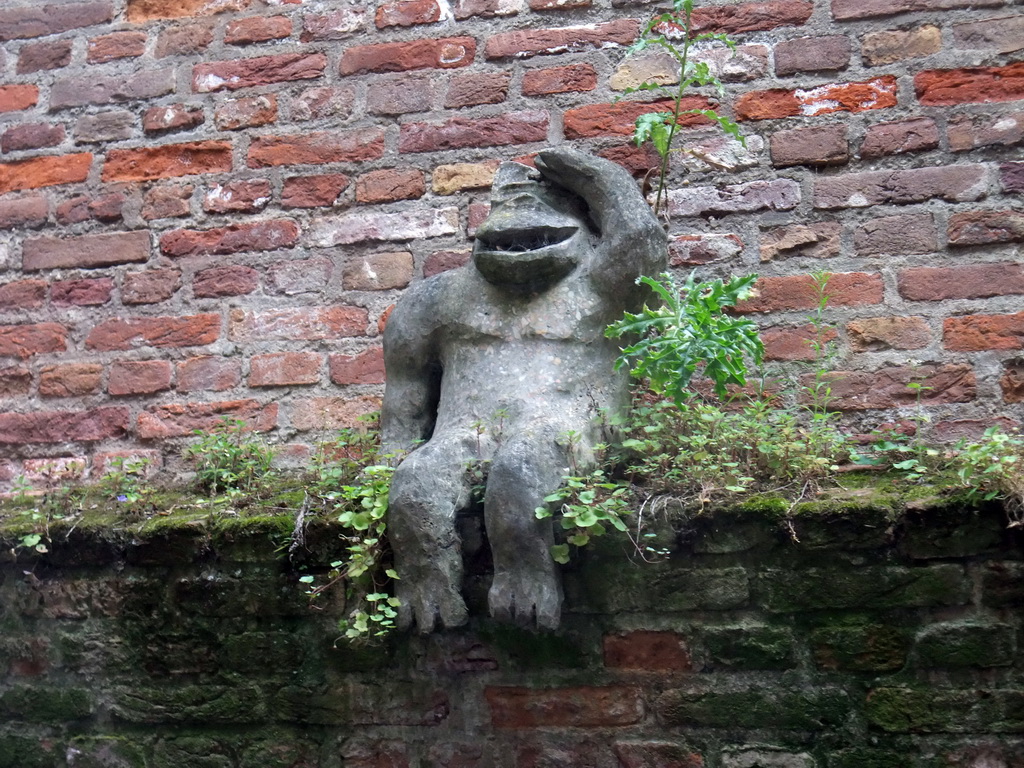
xmin=488 ymin=567 xmax=563 ymax=630
xmin=395 ymin=577 xmax=468 ymax=634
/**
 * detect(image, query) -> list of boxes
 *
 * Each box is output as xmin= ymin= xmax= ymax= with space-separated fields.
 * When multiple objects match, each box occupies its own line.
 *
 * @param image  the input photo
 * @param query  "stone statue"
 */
xmin=381 ymin=148 xmax=667 ymax=632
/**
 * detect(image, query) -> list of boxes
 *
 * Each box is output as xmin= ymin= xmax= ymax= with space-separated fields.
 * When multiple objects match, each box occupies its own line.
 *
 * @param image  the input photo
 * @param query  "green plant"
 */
xmin=623 ymin=0 xmax=744 ymax=215
xmin=183 ymin=418 xmax=275 ymax=496
xmin=99 ymin=457 xmax=152 ymax=508
xmin=953 ymin=426 xmax=1024 ymax=525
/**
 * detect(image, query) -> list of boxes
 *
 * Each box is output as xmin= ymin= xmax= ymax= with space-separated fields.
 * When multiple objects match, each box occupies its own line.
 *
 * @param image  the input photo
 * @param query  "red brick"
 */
xmin=214 ymin=95 xmax=277 ymax=131
xmin=0 ymin=154 xmax=91 ymax=195
xmin=17 ymin=40 xmax=72 ymax=73
xmin=143 ymin=104 xmax=204 ymax=134
xmin=522 ymin=64 xmax=597 ymax=96
xmin=486 ymin=686 xmax=644 ymax=728
xmin=763 ymin=324 xmax=838 ymax=361
xmin=193 ymin=265 xmax=260 ymax=298
xmin=155 ymin=20 xmax=215 ymax=57
xmin=367 ymin=74 xmax=437 ymax=115
xmin=689 ymin=0 xmax=811 ymax=34
xmin=248 ymin=130 xmax=385 ymax=168
xmin=445 ymin=72 xmax=511 ymax=108
xmin=0 ymin=280 xmax=46 ymax=309
xmin=103 ymin=141 xmax=231 ymax=183
xmin=56 ymin=192 xmax=125 ymax=225
xmin=953 ymin=15 xmax=1024 ymax=53
xmin=142 ymin=184 xmax=193 ymax=220
xmin=329 ymin=347 xmax=385 ymax=386
xmin=775 ymin=35 xmax=850 ymax=76
xmin=400 ymin=111 xmax=548 ymax=153
xmin=667 ymin=179 xmax=800 ymax=218
xmin=122 ymin=270 xmax=181 ymax=304
xmin=291 ymin=87 xmax=355 ymax=121
xmin=603 ymin=631 xmax=691 ymax=672
xmin=0 ymin=195 xmax=47 ymax=229
xmin=1001 ymin=361 xmax=1024 ymax=404
xmin=424 ymin=250 xmax=471 ymax=277
xmin=486 ymin=20 xmax=638 ymax=59
xmin=614 ymin=743 xmax=703 ymax=768
xmin=0 ymin=323 xmax=67 ymax=358
xmin=229 ymin=306 xmax=367 ymax=341
xmin=861 ymin=25 xmax=940 ymax=67
xmin=86 ymin=314 xmax=220 ymax=351
xmin=0 ymin=367 xmax=31 ymax=398
xmin=1001 ymin=162 xmax=1024 ymax=194
xmin=176 ymin=357 xmax=241 ymax=392
xmin=266 ymin=257 xmax=333 ymax=296
xmin=831 ymin=0 xmax=1001 ymax=20
xmin=736 ymin=77 xmax=897 ymax=121
xmin=125 ymin=0 xmax=250 ymax=22
xmin=0 ymin=2 xmax=113 ymax=42
xmin=854 ymin=213 xmax=936 ymax=256
xmin=453 ymin=0 xmax=521 ymax=19
xmin=376 ymin=0 xmax=442 ymax=28
xmin=945 ymin=314 xmax=1024 ymax=352
xmin=344 ymin=252 xmax=414 ymax=291
xmin=300 ymin=9 xmax=367 ymax=41
xmin=564 ymin=98 xmax=711 ymax=139
xmin=468 ymin=203 xmax=490 ymax=237
xmin=109 ymin=360 xmax=172 ymax=396
xmin=0 ymin=407 xmax=129 ymax=444
xmin=736 ymin=272 xmax=883 ymax=314
xmin=249 ymin=352 xmax=321 ymax=387
xmin=814 ymin=165 xmax=987 ymax=210
xmin=23 ymin=231 xmax=149 ymax=271
xmin=355 ymin=169 xmax=425 ymax=204
xmin=281 ymin=174 xmax=349 ymax=208
xmin=290 ymin=396 xmax=381 ymax=431
xmin=307 ymin=208 xmax=458 ymax=246
xmin=847 ymin=317 xmax=931 ymax=352
xmin=224 ymin=15 xmax=292 ymax=44
xmin=809 ymin=364 xmax=976 ymax=410
xmin=770 ymin=124 xmax=848 ymax=167
xmin=916 ymin=63 xmax=1024 ymax=106
xmin=669 ymin=234 xmax=743 ymax=267
xmin=341 ymin=37 xmax=475 ymax=75
xmin=137 ymin=400 xmax=276 ymax=439
xmin=948 ymin=211 xmax=1024 ymax=246
xmin=50 ymin=69 xmax=175 ymax=109
xmin=948 ymin=111 xmax=1023 ymax=152
xmin=597 ymin=142 xmax=662 ymax=177
xmin=901 ymin=263 xmax=1024 ymax=302
xmin=193 ymin=53 xmax=326 ymax=93
xmin=860 ymin=117 xmax=938 ymax=158
xmin=52 ymin=277 xmax=114 ymax=306
xmin=87 ymin=31 xmax=146 ymax=63
xmin=203 ymin=179 xmax=272 ymax=213
xmin=160 ymin=220 xmax=298 ymax=257
xmin=74 ymin=112 xmax=135 ymax=144
xmin=1 ymin=123 xmax=66 ymax=154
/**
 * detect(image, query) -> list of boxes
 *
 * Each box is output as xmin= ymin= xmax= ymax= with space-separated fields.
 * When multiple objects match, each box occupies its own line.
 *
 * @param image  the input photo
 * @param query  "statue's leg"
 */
xmin=484 ymin=427 xmax=568 ymax=630
xmin=387 ymin=436 xmax=476 ymax=633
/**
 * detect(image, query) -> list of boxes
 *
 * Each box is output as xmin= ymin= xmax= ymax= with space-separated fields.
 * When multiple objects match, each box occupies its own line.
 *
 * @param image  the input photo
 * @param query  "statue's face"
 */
xmin=473 ymin=163 xmax=590 ymax=289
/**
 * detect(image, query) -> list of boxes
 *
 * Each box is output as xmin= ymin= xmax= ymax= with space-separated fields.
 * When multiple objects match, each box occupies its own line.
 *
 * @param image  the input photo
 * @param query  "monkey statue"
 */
xmin=380 ymin=148 xmax=667 ymax=632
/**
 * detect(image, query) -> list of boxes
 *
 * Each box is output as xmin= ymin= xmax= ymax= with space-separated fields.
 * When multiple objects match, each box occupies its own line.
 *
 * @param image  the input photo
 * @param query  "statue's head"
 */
xmin=473 ymin=161 xmax=592 ymax=289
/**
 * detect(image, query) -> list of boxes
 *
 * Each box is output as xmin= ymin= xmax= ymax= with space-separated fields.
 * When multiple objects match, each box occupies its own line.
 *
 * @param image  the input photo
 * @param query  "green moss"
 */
xmin=811 ymin=621 xmax=909 ymax=672
xmin=658 ymin=687 xmax=849 ymax=729
xmin=66 ymin=737 xmax=146 ymax=768
xmin=0 ymin=686 xmax=92 ymax=722
xmin=701 ymin=624 xmax=795 ymax=670
xmin=480 ymin=624 xmax=588 ymax=668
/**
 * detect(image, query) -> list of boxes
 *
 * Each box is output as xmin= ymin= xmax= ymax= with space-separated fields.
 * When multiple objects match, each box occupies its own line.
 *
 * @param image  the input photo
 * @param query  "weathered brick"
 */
xmin=36 ymin=364 xmax=101 ymax=398
xmin=736 ymin=272 xmax=882 ymax=313
xmin=367 ymin=74 xmax=437 ymax=115
xmin=1002 ymin=361 xmax=1024 ymax=403
xmin=142 ymin=185 xmax=193 ymax=220
xmin=453 ymin=0 xmax=523 ymax=19
xmin=775 ymin=35 xmax=850 ymax=76
xmin=203 ymin=179 xmax=272 ymax=213
xmin=0 ymin=195 xmax=47 ymax=229
xmin=224 ymin=15 xmax=292 ymax=44
xmin=103 ymin=141 xmax=232 ymax=183
xmin=945 ymin=313 xmax=1024 ymax=352
xmin=614 ymin=743 xmax=703 ymax=768
xmin=667 ymin=179 xmax=801 ymax=218
xmin=424 ymin=249 xmax=471 ymax=277
xmin=23 ymin=231 xmax=149 ymax=271
xmin=736 ymin=77 xmax=897 ymax=120
xmin=660 ymin=687 xmax=850 ymax=730
xmin=355 ymin=169 xmax=424 ymax=204
xmin=832 ymin=0 xmax=1001 ymax=20
xmin=847 ymin=317 xmax=931 ymax=352
xmin=900 ymin=263 xmax=1024 ymax=302
xmin=155 ymin=20 xmax=215 ymax=57
xmin=143 ymin=104 xmax=204 ymax=134
xmin=485 ymin=20 xmax=638 ymax=59
xmin=138 ymin=400 xmax=276 ymax=439
xmin=291 ymin=86 xmax=355 ymax=122
xmin=811 ymin=623 xmax=909 ymax=673
xmin=610 ymin=51 xmax=678 ymax=92
xmin=486 ymin=686 xmax=643 ymax=728
xmin=86 ymin=315 xmax=220 ymax=351
xmin=807 ymin=364 xmax=977 ymax=410
xmin=445 ymin=72 xmax=511 ymax=108
xmin=916 ymin=63 xmax=1024 ymax=106
xmin=669 ymin=233 xmax=743 ymax=267
xmin=948 ymin=110 xmax=1023 ymax=152
xmin=17 ymin=40 xmax=73 ymax=73
xmin=376 ymin=0 xmax=442 ymax=28
xmin=431 ymin=162 xmax=499 ymax=195
xmin=193 ymin=53 xmax=326 ymax=93
xmin=860 ymin=117 xmax=938 ymax=158
xmin=0 ymin=323 xmax=68 ymax=358
xmin=290 ymin=396 xmax=380 ymax=431
xmin=1001 ymin=162 xmax=1024 ymax=194
xmin=770 ymin=124 xmax=848 ymax=167
xmin=50 ymin=69 xmax=175 ymax=110
xmin=0 ymin=407 xmax=129 ymax=444
xmin=214 ymin=95 xmax=277 ymax=131
xmin=56 ymin=192 xmax=125 ymax=225
xmin=249 ymin=352 xmax=321 ymax=387
xmin=855 ymin=213 xmax=936 ymax=256
xmin=947 ymin=210 xmax=1024 ymax=246
xmin=2 ymin=123 xmax=66 ymax=154
xmin=281 ymin=174 xmax=349 ymax=208
xmin=109 ymin=361 xmax=172 ymax=396
xmin=300 ymin=9 xmax=367 ymax=41
xmin=564 ymin=98 xmax=710 ymax=138
xmin=176 ymin=356 xmax=240 ymax=392
xmin=266 ymin=257 xmax=333 ymax=296
xmin=954 ymin=15 xmax=1024 ymax=53
xmin=123 ymin=270 xmax=181 ymax=304
xmin=160 ymin=220 xmax=298 ymax=257
xmin=530 ymin=0 xmax=590 ymax=7
xmin=0 ymin=279 xmax=46 ymax=309
xmin=762 ymin=324 xmax=837 ymax=361
xmin=813 ymin=165 xmax=987 ymax=209
xmin=329 ymin=347 xmax=385 ymax=386
xmin=0 ymin=2 xmax=113 ymax=42
xmin=0 ymin=366 xmax=32 ymax=398
xmin=127 ymin=0 xmax=249 ymax=21
xmin=603 ymin=631 xmax=691 ymax=672
xmin=229 ymin=307 xmax=367 ymax=341
xmin=52 ymin=277 xmax=114 ymax=306
xmin=341 ymin=37 xmax=476 ymax=75
xmin=74 ymin=111 xmax=135 ymax=144
xmin=0 ymin=154 xmax=92 ymax=195
xmin=307 ymin=208 xmax=458 ymax=246
xmin=87 ymin=31 xmax=146 ymax=63
xmin=916 ymin=622 xmax=1016 ymax=668
xmin=688 ymin=0 xmax=811 ymax=34
xmin=248 ymin=130 xmax=385 ymax=168
xmin=344 ymin=252 xmax=414 ymax=291
xmin=522 ymin=64 xmax=597 ymax=96
xmin=862 ymin=25 xmax=941 ymax=66
xmin=193 ymin=265 xmax=260 ymax=297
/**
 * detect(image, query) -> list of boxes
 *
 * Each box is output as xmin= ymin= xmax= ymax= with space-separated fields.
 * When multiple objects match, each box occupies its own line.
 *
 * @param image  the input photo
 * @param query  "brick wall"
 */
xmin=0 ymin=0 xmax=1022 ymax=485
xmin=1 ymin=499 xmax=1022 ymax=766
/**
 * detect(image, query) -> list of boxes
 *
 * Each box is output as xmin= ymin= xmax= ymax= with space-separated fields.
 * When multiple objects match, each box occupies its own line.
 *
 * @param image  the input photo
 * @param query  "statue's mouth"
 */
xmin=476 ymin=225 xmax=578 ymax=254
